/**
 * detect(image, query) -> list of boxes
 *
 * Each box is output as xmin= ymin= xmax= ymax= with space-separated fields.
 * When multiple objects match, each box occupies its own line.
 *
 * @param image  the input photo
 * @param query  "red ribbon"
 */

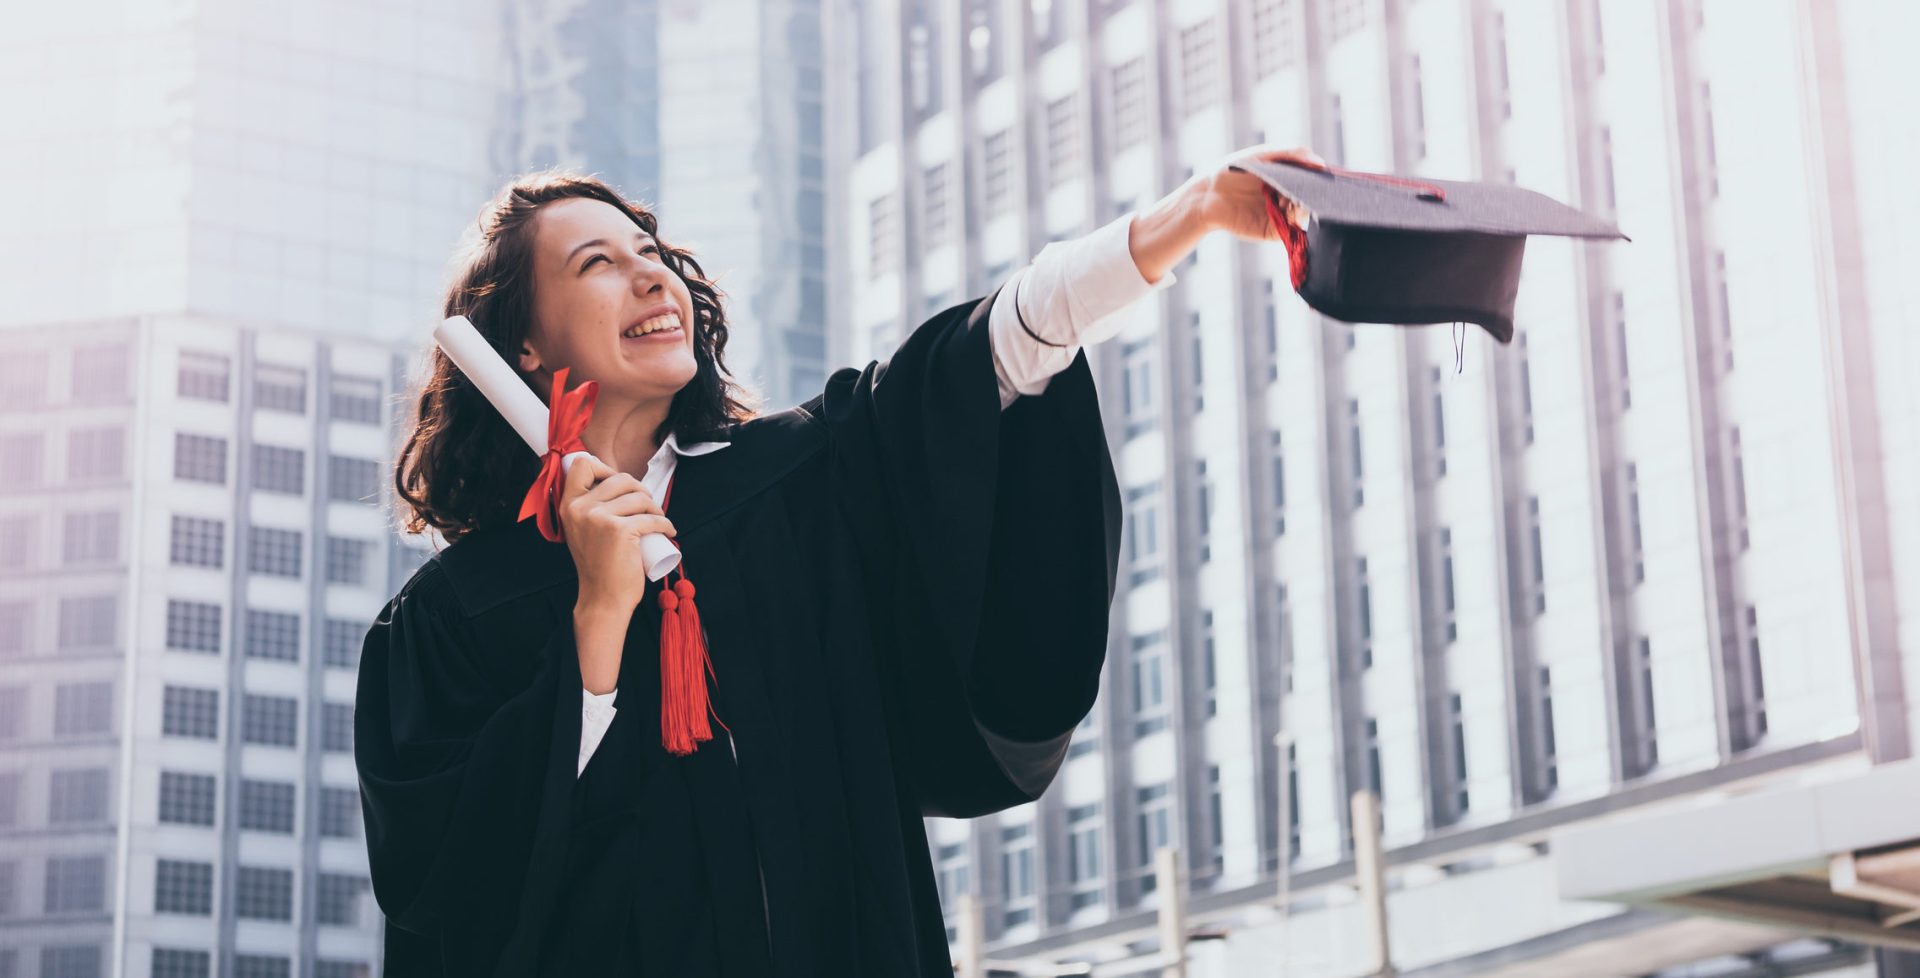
xmin=516 ymin=367 xmax=599 ymax=543
xmin=1264 ymin=164 xmax=1450 ymax=291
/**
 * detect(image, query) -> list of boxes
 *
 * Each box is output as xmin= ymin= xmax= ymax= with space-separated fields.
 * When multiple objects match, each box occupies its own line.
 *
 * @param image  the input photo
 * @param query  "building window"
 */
xmin=162 ymin=686 xmax=220 ymax=740
xmin=1409 ymin=53 xmax=1428 ymax=159
xmin=982 ymin=130 xmax=1013 ymax=217
xmin=323 ymin=618 xmax=363 ymax=669
xmin=327 ymin=456 xmax=380 ymax=504
xmin=1179 ymin=20 xmax=1218 ymax=111
xmin=0 ymin=771 xmax=17 ymax=827
xmin=1363 ymin=717 xmax=1384 ymax=802
xmin=1430 ymin=367 xmax=1447 ymax=477
xmin=1328 ymin=0 xmax=1367 ymax=38
xmin=922 ymin=163 xmax=951 ymax=243
xmin=1700 ymin=82 xmax=1719 ymax=198
xmin=317 ymin=872 xmax=371 ymax=927
xmin=1538 ymin=666 xmax=1559 ymax=793
xmin=1621 ymin=463 xmax=1645 ymax=583
xmin=1111 ymin=58 xmax=1149 ymax=151
xmin=1121 ymin=337 xmax=1156 ymax=440
xmin=0 ymin=685 xmax=25 ymax=742
xmin=254 ymin=365 xmax=307 ymax=414
xmin=999 ymin=822 xmax=1036 ymax=928
xmin=1355 ymin=557 xmax=1373 ymax=671
xmin=0 ymin=515 xmax=37 ymax=572
xmin=1599 ymin=125 xmax=1618 ymax=211
xmin=1200 ymin=609 xmax=1217 ymax=717
xmin=234 ymin=953 xmax=290 ymax=977
xmin=251 ymin=445 xmax=305 ymax=496
xmin=0 ymin=600 xmax=27 ymax=657
xmin=319 ymin=786 xmax=361 ymax=839
xmin=0 ymin=350 xmax=50 ymax=409
xmin=239 ymin=779 xmax=295 ymax=834
xmin=44 ymin=855 xmax=106 ymax=913
xmin=48 ymin=768 xmax=109 ymax=824
xmin=1066 ymin=803 xmax=1103 ymax=910
xmin=41 ymin=945 xmax=103 ymax=978
xmin=1130 ymin=629 xmax=1170 ymax=736
xmin=235 ymin=866 xmax=294 ymax=921
xmin=1206 ymin=765 xmax=1225 ymax=874
xmin=321 ymin=702 xmax=354 ymax=753
xmin=248 ymin=527 xmax=303 ymax=579
xmin=1612 ymin=291 xmax=1631 ymax=409
xmin=1729 ymin=428 xmax=1750 ymax=550
xmin=1517 ymin=333 xmax=1535 ymax=442
xmin=177 ymin=352 xmax=231 ymax=402
xmin=0 ymin=432 xmax=44 ymax=488
xmin=315 ymin=962 xmax=369 ymax=978
xmin=173 ymin=434 xmax=227 ymax=485
xmin=1637 ymin=637 xmax=1659 ymax=769
xmin=1253 ymin=0 xmax=1295 ymax=76
xmin=867 ymin=194 xmax=899 ymax=278
xmin=244 ymin=609 xmax=300 ymax=662
xmin=1124 ymin=481 xmax=1164 ymax=587
xmin=165 ymin=601 xmax=222 ymax=654
xmin=242 ymin=694 xmax=298 ymax=748
xmin=934 ymin=840 xmax=970 ymax=917
xmin=57 ymin=595 xmax=117 ymax=651
xmin=1194 ymin=459 xmax=1213 ymax=564
xmin=158 ymin=771 xmax=217 ymax=826
xmin=62 ymin=511 xmax=119 ymax=565
xmin=1348 ymin=399 xmax=1364 ymax=507
xmin=1044 ymin=95 xmax=1079 ymax=189
xmin=169 ymin=516 xmax=225 ymax=569
xmin=1269 ymin=430 xmax=1287 ymax=536
xmin=1286 ymin=742 xmax=1302 ymax=858
xmin=152 ymin=948 xmax=212 ymax=978
xmin=1528 ymin=496 xmax=1546 ymax=613
xmin=329 ymin=375 xmax=383 ymax=424
xmin=67 ymin=426 xmax=125 ymax=482
xmin=325 ymin=537 xmax=370 ymax=586
xmin=71 ymin=345 xmax=128 ymax=404
xmin=1739 ymin=604 xmax=1769 ymax=741
xmin=155 ymin=859 xmax=214 ymax=915
xmin=1136 ymin=783 xmax=1171 ymax=894
xmin=53 ymin=682 xmax=113 ymax=737
xmin=1492 ymin=13 xmax=1512 ymax=120
xmin=1715 ymin=251 xmax=1733 ymax=372
xmin=1449 ymin=694 xmax=1470 ymax=815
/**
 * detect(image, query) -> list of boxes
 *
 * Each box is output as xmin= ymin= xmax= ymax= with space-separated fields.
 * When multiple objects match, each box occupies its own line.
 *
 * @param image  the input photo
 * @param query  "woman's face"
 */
xmin=518 ymin=197 xmax=699 ymax=403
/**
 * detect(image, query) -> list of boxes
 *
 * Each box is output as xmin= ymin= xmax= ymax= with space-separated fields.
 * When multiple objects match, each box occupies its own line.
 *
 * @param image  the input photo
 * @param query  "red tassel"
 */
xmin=655 ymin=474 xmax=724 ymax=756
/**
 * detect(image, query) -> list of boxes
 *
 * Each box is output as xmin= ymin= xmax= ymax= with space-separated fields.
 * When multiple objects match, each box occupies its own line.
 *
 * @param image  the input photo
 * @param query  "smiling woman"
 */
xmin=393 ymin=172 xmax=761 ymax=544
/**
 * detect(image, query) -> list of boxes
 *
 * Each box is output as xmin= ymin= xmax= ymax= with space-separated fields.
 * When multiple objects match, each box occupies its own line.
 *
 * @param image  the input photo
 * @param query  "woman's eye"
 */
xmin=583 ymin=255 xmax=607 ymax=269
xmin=641 ymin=245 xmax=660 ymax=257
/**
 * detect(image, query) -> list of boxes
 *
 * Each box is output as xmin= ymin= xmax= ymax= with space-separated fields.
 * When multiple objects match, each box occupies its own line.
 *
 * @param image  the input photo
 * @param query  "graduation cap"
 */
xmin=1235 ymin=158 xmax=1628 ymax=344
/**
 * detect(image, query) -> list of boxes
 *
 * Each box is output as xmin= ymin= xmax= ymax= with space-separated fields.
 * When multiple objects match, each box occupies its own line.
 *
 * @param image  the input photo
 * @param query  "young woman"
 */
xmin=358 ymin=143 xmax=1322 ymax=977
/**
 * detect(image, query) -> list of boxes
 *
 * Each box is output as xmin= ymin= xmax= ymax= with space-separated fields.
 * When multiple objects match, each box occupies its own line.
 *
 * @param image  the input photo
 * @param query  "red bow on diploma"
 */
xmin=517 ymin=367 xmax=599 ymax=543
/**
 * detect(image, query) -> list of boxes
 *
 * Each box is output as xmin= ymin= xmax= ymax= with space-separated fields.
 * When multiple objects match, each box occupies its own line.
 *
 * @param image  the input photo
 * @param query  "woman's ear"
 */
xmin=517 ymin=340 xmax=544 ymax=375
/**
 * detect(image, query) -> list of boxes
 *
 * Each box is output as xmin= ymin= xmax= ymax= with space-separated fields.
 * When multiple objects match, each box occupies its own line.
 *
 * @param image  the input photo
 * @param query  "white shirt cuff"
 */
xmin=578 ymin=687 xmax=619 ymax=777
xmin=988 ymin=210 xmax=1178 ymax=408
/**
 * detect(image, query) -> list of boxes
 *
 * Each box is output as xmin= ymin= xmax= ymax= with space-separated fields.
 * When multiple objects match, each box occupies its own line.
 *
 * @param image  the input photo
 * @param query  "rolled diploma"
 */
xmin=433 ymin=315 xmax=681 ymax=581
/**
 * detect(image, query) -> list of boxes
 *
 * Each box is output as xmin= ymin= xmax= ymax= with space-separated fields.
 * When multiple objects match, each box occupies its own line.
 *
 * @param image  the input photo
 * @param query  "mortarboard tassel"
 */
xmin=656 ymin=473 xmax=725 ymax=756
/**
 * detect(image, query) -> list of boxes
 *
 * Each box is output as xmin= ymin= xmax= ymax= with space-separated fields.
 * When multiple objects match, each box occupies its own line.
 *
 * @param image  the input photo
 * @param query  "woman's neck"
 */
xmin=580 ymin=396 xmax=672 ymax=477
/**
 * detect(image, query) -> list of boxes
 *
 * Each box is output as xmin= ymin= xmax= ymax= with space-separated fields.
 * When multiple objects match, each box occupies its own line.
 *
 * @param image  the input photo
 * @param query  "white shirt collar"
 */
xmin=640 ymin=429 xmax=731 ymax=497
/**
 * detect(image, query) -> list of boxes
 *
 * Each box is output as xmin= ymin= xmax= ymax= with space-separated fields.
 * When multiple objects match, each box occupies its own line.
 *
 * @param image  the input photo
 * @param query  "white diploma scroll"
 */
xmin=433 ymin=315 xmax=682 ymax=581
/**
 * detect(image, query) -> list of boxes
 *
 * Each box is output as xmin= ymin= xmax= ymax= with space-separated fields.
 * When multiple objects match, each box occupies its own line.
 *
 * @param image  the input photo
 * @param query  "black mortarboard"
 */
xmin=1235 ymin=159 xmax=1629 ymax=344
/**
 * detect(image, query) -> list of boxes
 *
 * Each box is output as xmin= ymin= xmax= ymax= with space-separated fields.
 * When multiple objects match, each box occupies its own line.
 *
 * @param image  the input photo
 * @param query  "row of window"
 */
xmin=155 ymin=771 xmax=362 ymax=838
xmin=0 ymin=344 xmax=129 ymax=411
xmin=163 ymin=601 xmax=363 ymax=667
xmin=152 ymin=949 xmax=369 ymax=978
xmin=178 ymin=351 xmax=386 ymax=424
xmin=0 ymin=425 xmax=126 ymax=489
xmin=174 ymin=435 xmax=383 ymax=502
xmin=0 ymin=682 xmax=113 ymax=742
xmin=0 ymin=767 xmax=110 ymax=825
xmin=150 ymin=859 xmax=370 ymax=924
xmin=167 ymin=516 xmax=377 ymax=584
xmin=158 ymin=686 xmax=351 ymax=752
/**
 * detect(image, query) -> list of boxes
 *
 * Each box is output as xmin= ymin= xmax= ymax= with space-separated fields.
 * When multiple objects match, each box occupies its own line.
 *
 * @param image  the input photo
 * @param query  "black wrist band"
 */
xmin=1013 ymin=273 xmax=1072 ymax=348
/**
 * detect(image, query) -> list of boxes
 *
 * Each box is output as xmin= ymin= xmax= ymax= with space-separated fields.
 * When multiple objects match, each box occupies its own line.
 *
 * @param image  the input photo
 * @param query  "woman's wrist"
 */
xmin=573 ymin=596 xmax=631 ymax=694
xmin=1127 ymin=179 xmax=1215 ymax=285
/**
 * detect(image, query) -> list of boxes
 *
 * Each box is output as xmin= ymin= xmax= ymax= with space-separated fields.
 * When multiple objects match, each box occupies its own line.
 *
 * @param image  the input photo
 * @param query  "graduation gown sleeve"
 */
xmin=820 ymin=285 xmax=1124 ymax=818
xmin=353 ymin=563 xmax=583 ymax=973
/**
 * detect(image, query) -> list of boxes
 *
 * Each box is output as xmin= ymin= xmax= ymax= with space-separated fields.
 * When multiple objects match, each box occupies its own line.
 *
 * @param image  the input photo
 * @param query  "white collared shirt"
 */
xmin=577 ymin=209 xmax=1173 ymax=777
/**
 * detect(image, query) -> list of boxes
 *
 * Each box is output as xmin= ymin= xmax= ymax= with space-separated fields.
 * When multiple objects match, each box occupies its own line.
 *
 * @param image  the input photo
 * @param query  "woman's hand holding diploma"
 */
xmin=563 ymin=456 xmax=676 ymax=694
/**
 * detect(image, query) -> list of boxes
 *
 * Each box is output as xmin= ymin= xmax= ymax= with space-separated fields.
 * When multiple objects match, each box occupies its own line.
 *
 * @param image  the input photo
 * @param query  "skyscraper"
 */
xmin=838 ymin=0 xmax=1920 ymax=974
xmin=0 ymin=4 xmax=508 ymax=976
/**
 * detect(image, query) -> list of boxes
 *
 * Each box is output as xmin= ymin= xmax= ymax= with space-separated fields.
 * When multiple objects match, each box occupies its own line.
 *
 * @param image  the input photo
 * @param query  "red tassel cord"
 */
xmin=656 ymin=472 xmax=725 ymax=756
xmin=1263 ymin=165 xmax=1450 ymax=292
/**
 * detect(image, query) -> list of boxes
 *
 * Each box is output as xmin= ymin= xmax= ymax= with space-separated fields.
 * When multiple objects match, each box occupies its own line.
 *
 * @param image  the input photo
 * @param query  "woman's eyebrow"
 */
xmin=566 ymin=232 xmax=658 ymax=266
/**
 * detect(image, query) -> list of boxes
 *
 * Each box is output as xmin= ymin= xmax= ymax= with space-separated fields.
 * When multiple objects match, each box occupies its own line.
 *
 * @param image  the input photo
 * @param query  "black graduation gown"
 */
xmin=353 ymin=287 xmax=1124 ymax=976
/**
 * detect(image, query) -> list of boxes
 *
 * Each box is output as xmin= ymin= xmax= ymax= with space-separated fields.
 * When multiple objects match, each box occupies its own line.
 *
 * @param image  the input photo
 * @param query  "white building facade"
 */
xmin=836 ymin=0 xmax=1920 ymax=974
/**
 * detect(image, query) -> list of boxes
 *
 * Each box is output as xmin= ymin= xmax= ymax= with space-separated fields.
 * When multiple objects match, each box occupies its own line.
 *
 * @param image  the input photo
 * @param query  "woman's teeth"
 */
xmin=622 ymin=314 xmax=681 ymax=338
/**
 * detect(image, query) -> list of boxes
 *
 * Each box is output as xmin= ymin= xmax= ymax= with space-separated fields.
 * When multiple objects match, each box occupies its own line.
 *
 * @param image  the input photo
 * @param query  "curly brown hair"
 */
xmin=393 ymin=170 xmax=761 ymax=543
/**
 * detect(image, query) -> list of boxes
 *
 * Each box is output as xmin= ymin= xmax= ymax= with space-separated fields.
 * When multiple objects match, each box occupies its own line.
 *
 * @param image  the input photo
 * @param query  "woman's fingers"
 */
xmin=602 ymin=489 xmax=670 ymax=523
